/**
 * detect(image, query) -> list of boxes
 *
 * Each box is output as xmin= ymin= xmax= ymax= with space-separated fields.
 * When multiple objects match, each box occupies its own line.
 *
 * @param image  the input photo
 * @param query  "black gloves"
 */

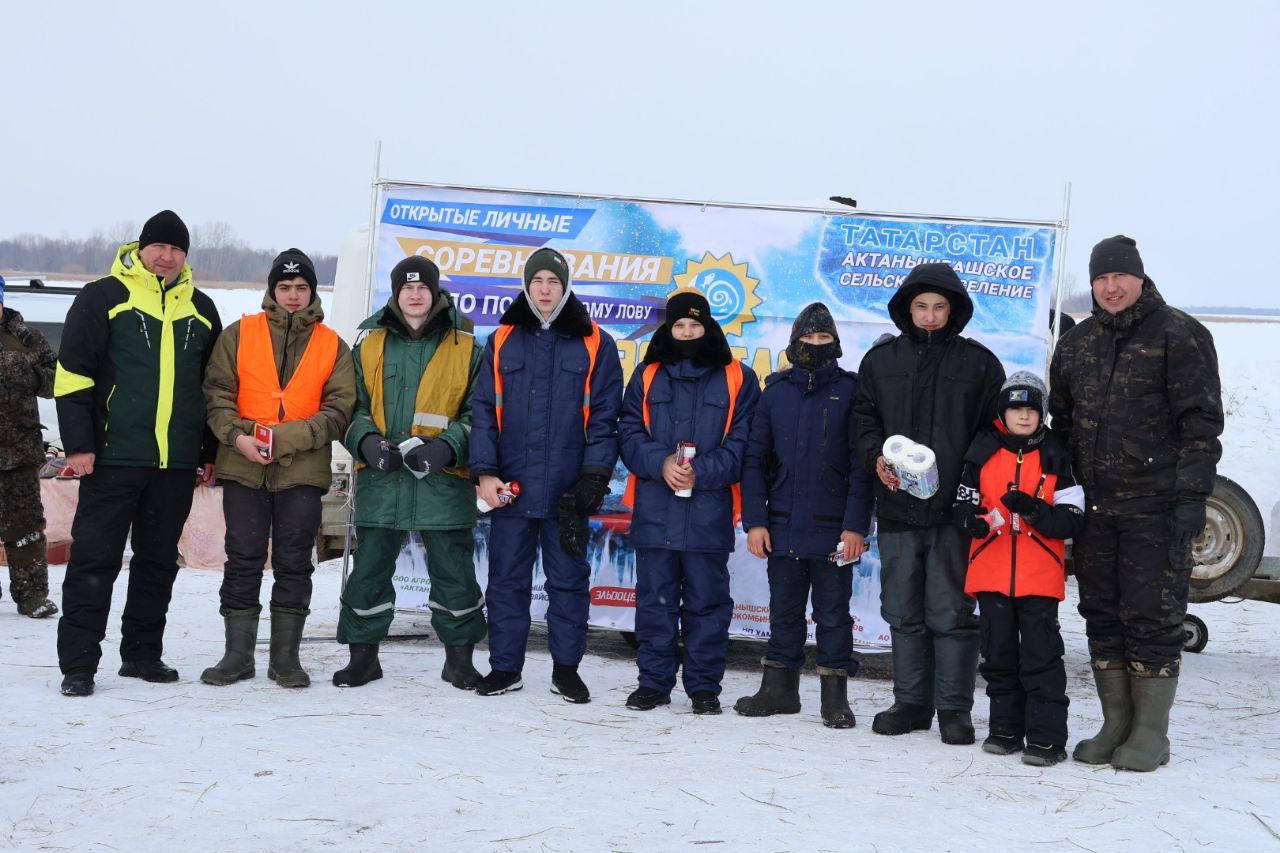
xmin=558 ymin=493 xmax=589 ymax=558
xmin=566 ymin=472 xmax=611 ymax=515
xmin=359 ymin=433 xmax=402 ymax=472
xmin=960 ymin=507 xmax=991 ymax=539
xmin=403 ymin=438 xmax=455 ymax=476
xmin=1172 ymin=499 xmax=1207 ymax=550
xmin=1001 ymin=490 xmax=1046 ymax=524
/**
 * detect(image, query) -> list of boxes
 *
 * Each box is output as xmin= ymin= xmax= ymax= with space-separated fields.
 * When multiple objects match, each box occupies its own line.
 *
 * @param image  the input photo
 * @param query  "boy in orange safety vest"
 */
xmin=201 ymin=249 xmax=355 ymax=688
xmin=953 ymin=371 xmax=1084 ymax=766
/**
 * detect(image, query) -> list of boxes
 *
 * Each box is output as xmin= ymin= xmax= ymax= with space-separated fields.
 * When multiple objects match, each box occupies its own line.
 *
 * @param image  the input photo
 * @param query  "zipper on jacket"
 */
xmin=1008 ymin=450 xmax=1024 ymax=597
xmin=279 ymin=313 xmax=293 ymax=385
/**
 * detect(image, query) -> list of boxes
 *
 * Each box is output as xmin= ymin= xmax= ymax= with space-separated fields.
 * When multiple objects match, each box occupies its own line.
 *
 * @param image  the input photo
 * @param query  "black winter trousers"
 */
xmin=57 ymin=466 xmax=197 ymax=674
xmin=977 ymin=592 xmax=1069 ymax=748
xmin=219 ymin=480 xmax=323 ymax=611
xmin=1073 ymin=510 xmax=1190 ymax=677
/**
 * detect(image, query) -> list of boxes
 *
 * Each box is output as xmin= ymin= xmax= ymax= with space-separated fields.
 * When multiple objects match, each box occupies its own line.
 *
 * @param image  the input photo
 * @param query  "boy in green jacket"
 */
xmin=335 ymin=256 xmax=486 ymax=688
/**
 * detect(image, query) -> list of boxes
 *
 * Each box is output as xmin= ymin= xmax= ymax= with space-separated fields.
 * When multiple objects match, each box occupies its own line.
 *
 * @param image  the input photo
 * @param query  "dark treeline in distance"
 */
xmin=0 ymin=222 xmax=338 ymax=285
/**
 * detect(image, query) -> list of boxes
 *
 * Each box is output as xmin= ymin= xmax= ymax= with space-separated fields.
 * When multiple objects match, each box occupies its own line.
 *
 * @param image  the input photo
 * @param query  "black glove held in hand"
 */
xmin=1171 ymin=499 xmax=1207 ymax=551
xmin=960 ymin=507 xmax=991 ymax=539
xmin=404 ymin=438 xmax=454 ymax=476
xmin=566 ymin=472 xmax=611 ymax=515
xmin=359 ymin=434 xmax=403 ymax=472
xmin=1000 ymin=490 xmax=1045 ymax=523
xmin=558 ymin=493 xmax=590 ymax=558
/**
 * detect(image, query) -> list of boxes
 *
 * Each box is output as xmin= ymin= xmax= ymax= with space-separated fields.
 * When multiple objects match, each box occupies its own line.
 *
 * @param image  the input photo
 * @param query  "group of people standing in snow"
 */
xmin=8 ymin=208 xmax=1221 ymax=774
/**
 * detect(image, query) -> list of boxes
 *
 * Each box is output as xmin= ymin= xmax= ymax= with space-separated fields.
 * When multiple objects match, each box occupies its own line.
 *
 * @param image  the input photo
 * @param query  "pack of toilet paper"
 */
xmin=882 ymin=435 xmax=940 ymax=500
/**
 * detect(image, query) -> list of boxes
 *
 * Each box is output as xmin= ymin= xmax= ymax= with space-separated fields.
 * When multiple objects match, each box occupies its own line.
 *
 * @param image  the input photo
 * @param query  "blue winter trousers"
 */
xmin=485 ymin=515 xmax=590 ymax=672
xmin=634 ymin=548 xmax=733 ymax=696
xmin=765 ymin=556 xmax=857 ymax=674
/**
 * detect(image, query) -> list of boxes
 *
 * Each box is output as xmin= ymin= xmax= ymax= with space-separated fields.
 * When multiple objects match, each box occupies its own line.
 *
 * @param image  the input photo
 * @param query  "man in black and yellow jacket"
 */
xmin=54 ymin=210 xmax=222 ymax=697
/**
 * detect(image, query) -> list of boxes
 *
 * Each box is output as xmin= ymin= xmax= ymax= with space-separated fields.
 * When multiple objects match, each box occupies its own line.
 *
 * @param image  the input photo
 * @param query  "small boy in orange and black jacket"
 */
xmin=954 ymin=371 xmax=1084 ymax=766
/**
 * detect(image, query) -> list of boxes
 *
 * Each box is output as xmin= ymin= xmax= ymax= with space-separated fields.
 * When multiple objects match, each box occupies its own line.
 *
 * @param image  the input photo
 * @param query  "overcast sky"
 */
xmin=4 ymin=1 xmax=1276 ymax=308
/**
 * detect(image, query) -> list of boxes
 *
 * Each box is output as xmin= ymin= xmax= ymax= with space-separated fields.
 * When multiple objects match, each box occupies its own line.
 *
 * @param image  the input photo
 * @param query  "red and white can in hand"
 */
xmin=674 ymin=441 xmax=696 ymax=498
xmin=477 ymin=480 xmax=522 ymax=513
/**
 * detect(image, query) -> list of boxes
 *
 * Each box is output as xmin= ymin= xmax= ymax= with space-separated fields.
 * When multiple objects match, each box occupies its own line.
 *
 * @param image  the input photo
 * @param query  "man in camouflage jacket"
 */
xmin=0 ymin=274 xmax=59 ymax=617
xmin=1049 ymin=235 xmax=1223 ymax=772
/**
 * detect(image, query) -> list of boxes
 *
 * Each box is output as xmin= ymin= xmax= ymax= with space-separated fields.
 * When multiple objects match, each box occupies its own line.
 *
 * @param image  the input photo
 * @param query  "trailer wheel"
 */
xmin=1188 ymin=475 xmax=1265 ymax=603
xmin=1182 ymin=614 xmax=1208 ymax=654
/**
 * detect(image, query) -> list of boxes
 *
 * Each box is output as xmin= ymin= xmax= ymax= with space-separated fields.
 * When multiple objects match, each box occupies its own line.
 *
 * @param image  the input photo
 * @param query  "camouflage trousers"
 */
xmin=0 ymin=465 xmax=49 ymax=607
xmin=1073 ymin=509 xmax=1190 ymax=678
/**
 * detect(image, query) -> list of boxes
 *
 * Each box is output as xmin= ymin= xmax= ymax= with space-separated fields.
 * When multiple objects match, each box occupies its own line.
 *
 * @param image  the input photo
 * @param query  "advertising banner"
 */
xmin=376 ymin=184 xmax=1062 ymax=647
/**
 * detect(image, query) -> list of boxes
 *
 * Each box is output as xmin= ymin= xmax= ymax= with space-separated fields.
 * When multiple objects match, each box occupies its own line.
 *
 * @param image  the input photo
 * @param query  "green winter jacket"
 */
xmin=344 ymin=292 xmax=482 ymax=531
xmin=54 ymin=243 xmax=221 ymax=468
xmin=203 ymin=291 xmax=356 ymax=491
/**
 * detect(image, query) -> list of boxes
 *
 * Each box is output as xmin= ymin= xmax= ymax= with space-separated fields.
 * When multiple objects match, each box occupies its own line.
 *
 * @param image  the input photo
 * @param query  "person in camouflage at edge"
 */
xmin=0 ymin=274 xmax=60 ymax=618
xmin=1049 ymin=235 xmax=1223 ymax=773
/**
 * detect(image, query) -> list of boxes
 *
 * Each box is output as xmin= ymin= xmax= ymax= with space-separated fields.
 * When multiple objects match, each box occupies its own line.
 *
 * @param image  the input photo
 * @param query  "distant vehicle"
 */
xmin=1 ymin=278 xmax=82 ymax=449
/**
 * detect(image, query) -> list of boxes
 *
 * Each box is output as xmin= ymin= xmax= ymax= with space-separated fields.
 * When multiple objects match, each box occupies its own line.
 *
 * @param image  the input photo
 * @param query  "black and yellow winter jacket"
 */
xmin=55 ymin=242 xmax=222 ymax=469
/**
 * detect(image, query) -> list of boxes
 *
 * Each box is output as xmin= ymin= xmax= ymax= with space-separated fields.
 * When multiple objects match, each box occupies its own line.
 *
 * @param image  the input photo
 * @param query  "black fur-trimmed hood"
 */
xmin=642 ymin=319 xmax=732 ymax=367
xmin=498 ymin=290 xmax=595 ymax=337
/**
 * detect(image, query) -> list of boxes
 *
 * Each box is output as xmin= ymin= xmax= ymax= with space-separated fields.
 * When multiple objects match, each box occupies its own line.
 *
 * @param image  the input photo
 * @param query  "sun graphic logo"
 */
xmin=671 ymin=253 xmax=762 ymax=336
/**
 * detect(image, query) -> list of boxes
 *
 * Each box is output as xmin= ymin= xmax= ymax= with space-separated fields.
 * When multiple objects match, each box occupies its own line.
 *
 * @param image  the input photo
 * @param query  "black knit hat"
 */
xmin=790 ymin=302 xmax=840 ymax=344
xmin=390 ymin=256 xmax=441 ymax=299
xmin=268 ymin=248 xmax=317 ymax=291
xmin=664 ymin=290 xmax=713 ymax=327
xmin=522 ymin=247 xmax=571 ymax=290
xmin=138 ymin=210 xmax=190 ymax=254
xmin=1089 ymin=235 xmax=1144 ymax=282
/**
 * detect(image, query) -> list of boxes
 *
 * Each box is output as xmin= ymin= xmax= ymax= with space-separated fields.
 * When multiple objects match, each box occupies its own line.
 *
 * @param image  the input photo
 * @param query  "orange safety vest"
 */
xmin=235 ymin=312 xmax=340 ymax=425
xmin=491 ymin=321 xmax=602 ymax=432
xmin=621 ymin=360 xmax=745 ymax=524
xmin=964 ymin=446 xmax=1066 ymax=600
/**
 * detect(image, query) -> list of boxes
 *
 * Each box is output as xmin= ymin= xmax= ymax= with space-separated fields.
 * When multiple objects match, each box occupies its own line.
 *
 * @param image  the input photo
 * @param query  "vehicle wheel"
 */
xmin=1182 ymin=614 xmax=1208 ymax=654
xmin=1189 ymin=475 xmax=1265 ymax=603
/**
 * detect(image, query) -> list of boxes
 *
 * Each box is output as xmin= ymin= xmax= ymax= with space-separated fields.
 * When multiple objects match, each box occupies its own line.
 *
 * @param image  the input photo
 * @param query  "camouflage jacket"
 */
xmin=1049 ymin=280 xmax=1223 ymax=513
xmin=0 ymin=306 xmax=57 ymax=470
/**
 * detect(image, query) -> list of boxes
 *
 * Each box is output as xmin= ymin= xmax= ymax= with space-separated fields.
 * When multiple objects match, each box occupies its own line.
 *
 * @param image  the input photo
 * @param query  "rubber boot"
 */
xmin=871 ymin=703 xmax=934 ymax=735
xmin=1072 ymin=667 xmax=1133 ymax=765
xmin=267 ymin=608 xmax=310 ymax=688
xmin=332 ymin=643 xmax=383 ymax=687
xmin=200 ymin=607 xmax=261 ymax=686
xmin=441 ymin=643 xmax=482 ymax=690
xmin=1110 ymin=676 xmax=1177 ymax=772
xmin=818 ymin=668 xmax=856 ymax=729
xmin=733 ymin=658 xmax=801 ymax=717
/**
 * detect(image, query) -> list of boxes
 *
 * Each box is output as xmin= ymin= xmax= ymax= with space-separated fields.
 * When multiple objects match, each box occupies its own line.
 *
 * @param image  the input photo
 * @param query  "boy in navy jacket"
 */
xmin=736 ymin=303 xmax=875 ymax=727
xmin=619 ymin=290 xmax=759 ymax=714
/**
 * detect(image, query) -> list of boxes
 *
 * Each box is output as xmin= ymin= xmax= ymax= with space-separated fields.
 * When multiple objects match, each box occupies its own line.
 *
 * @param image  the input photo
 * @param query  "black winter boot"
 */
xmin=61 ymin=671 xmax=95 ymax=697
xmin=1073 ymin=667 xmax=1133 ymax=765
xmin=441 ymin=643 xmax=482 ymax=690
xmin=201 ymin=607 xmax=261 ymax=686
xmin=332 ymin=643 xmax=382 ymax=687
xmin=267 ymin=608 xmax=310 ymax=688
xmin=733 ymin=658 xmax=801 ymax=717
xmin=690 ymin=691 xmax=722 ymax=715
xmin=550 ymin=663 xmax=590 ymax=704
xmin=982 ymin=733 xmax=1025 ymax=755
xmin=1022 ymin=743 xmax=1068 ymax=766
xmin=818 ymin=667 xmax=855 ymax=728
xmin=938 ymin=710 xmax=976 ymax=745
xmin=119 ymin=660 xmax=180 ymax=683
xmin=626 ymin=686 xmax=671 ymax=710
xmin=474 ymin=669 xmax=523 ymax=696
xmin=871 ymin=703 xmax=934 ymax=735
xmin=1110 ymin=676 xmax=1176 ymax=772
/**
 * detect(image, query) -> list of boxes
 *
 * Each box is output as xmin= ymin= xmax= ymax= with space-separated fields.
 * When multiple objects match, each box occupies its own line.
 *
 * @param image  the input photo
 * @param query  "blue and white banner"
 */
xmin=377 ymin=184 xmax=1063 ymax=647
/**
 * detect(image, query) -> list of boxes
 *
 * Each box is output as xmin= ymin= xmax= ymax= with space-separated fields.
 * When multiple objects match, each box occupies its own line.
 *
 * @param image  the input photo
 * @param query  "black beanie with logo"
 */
xmin=268 ymin=248 xmax=318 ymax=293
xmin=390 ymin=255 xmax=441 ymax=301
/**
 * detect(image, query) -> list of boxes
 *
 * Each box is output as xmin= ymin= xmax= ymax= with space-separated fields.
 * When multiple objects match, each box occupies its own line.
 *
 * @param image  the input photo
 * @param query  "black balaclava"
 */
xmin=786 ymin=301 xmax=842 ymax=369
xmin=665 ymin=290 xmax=711 ymax=360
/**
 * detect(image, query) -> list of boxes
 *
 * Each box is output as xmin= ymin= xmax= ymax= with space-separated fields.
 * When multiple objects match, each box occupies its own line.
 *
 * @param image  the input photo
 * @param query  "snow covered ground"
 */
xmin=3 ymin=562 xmax=1278 ymax=851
